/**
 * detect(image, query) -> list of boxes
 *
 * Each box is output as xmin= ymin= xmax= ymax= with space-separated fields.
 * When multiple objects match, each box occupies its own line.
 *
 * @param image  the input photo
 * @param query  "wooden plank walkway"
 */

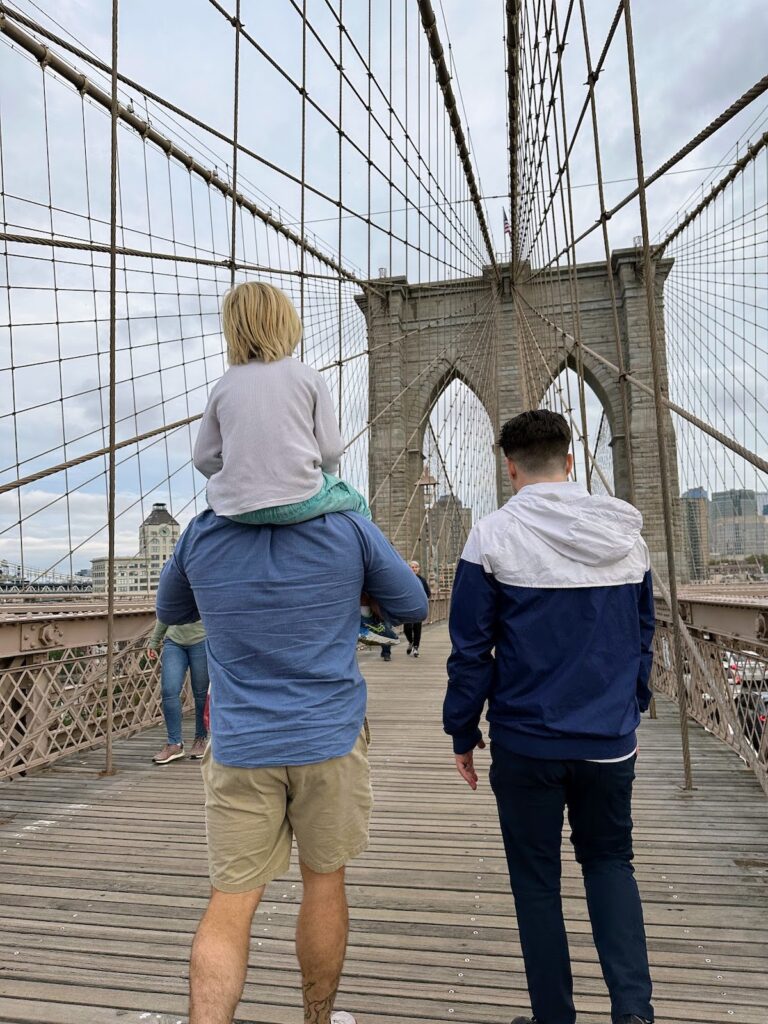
xmin=0 ymin=623 xmax=766 ymax=1024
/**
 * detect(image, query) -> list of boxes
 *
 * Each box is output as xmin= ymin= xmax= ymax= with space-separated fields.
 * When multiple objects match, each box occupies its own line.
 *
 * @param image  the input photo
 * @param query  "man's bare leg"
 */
xmin=189 ymin=885 xmax=264 ymax=1024
xmin=296 ymin=863 xmax=349 ymax=1024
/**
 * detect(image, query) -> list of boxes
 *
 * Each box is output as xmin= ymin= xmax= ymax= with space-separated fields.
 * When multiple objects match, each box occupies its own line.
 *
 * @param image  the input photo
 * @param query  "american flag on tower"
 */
xmin=503 ymin=209 xmax=511 ymax=238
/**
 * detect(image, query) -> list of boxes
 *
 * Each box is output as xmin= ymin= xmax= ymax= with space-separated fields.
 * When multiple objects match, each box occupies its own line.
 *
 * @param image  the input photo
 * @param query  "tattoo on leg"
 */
xmin=302 ymin=981 xmax=338 ymax=1024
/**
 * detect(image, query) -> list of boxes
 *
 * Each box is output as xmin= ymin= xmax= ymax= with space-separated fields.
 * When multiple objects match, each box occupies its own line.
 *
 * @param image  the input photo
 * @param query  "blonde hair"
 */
xmin=222 ymin=281 xmax=302 ymax=364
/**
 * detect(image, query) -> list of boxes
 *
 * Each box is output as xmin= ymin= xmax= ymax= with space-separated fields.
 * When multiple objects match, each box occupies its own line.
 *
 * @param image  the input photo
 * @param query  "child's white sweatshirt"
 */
xmin=193 ymin=356 xmax=344 ymax=516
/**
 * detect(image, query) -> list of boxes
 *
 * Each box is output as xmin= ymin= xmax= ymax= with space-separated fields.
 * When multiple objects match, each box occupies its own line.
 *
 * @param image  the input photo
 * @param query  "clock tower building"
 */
xmin=139 ymin=502 xmax=181 ymax=591
xmin=90 ymin=501 xmax=180 ymax=594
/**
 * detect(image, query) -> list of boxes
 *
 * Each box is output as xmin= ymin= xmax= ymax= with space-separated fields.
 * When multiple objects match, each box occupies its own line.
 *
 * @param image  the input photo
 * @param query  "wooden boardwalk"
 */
xmin=0 ymin=623 xmax=766 ymax=1024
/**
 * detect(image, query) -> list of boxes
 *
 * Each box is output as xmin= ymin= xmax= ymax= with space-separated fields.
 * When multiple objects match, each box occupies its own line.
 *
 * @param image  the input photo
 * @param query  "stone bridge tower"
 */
xmin=357 ymin=248 xmax=684 ymax=580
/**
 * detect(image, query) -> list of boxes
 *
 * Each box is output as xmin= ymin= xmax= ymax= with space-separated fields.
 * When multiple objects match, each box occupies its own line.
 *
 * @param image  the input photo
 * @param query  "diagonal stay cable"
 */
xmin=515 ymin=289 xmax=768 ymax=476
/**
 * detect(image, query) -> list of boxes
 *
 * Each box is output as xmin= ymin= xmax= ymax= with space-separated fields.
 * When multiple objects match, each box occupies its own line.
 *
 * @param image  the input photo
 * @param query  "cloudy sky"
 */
xmin=1 ymin=0 xmax=766 ymax=574
xmin=10 ymin=0 xmax=768 ymax=260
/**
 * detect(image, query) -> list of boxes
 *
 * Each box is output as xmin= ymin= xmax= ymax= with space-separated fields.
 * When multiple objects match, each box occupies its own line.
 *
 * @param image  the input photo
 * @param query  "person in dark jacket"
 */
xmin=403 ymin=561 xmax=431 ymax=657
xmin=443 ymin=409 xmax=655 ymax=1024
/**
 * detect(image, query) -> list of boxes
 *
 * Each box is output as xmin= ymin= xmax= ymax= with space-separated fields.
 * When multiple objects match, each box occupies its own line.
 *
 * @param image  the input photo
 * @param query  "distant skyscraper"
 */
xmin=709 ymin=490 xmax=767 ymax=559
xmin=681 ymin=488 xmax=709 ymax=580
xmin=711 ymin=516 xmax=768 ymax=558
xmin=711 ymin=489 xmax=758 ymax=518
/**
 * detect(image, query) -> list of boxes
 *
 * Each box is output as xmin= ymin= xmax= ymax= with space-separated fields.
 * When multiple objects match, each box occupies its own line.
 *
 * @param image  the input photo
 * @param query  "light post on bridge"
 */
xmin=417 ymin=467 xmax=438 ymax=595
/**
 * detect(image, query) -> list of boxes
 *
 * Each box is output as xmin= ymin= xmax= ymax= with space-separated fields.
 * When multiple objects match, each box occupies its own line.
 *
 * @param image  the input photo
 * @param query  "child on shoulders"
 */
xmin=193 ymin=280 xmax=398 ymax=647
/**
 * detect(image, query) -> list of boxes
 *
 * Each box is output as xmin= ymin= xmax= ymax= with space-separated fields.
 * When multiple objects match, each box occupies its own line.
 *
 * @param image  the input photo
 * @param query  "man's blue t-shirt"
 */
xmin=156 ymin=510 xmax=429 ymax=768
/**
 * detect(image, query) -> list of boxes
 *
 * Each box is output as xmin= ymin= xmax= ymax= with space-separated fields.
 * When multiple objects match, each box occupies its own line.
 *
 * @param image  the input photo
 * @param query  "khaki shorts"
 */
xmin=201 ymin=728 xmax=372 ymax=892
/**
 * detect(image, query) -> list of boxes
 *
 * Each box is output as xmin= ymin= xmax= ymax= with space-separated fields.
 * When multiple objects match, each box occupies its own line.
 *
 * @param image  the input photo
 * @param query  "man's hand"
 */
xmin=455 ymin=738 xmax=486 ymax=791
xmin=147 ymin=648 xmax=158 ymax=661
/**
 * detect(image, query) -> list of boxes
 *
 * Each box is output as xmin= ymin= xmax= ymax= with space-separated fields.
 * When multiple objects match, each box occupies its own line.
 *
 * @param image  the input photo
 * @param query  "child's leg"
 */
xmin=229 ymin=474 xmax=371 ymax=528
xmin=359 ymin=594 xmax=393 ymax=645
xmin=359 ymin=602 xmax=399 ymax=647
xmin=297 ymin=474 xmax=371 ymax=520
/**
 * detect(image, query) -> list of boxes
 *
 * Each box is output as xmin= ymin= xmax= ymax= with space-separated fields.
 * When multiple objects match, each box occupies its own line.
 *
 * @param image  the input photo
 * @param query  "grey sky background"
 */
xmin=1 ymin=1 xmax=766 ymax=572
xmin=19 ymin=0 xmax=768 ymax=259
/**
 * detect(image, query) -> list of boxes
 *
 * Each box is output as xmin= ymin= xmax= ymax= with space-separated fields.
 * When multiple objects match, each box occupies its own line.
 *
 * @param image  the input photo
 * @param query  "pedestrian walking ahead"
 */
xmin=147 ymin=619 xmax=208 ymax=764
xmin=443 ymin=409 xmax=655 ymax=1024
xmin=404 ymin=560 xmax=431 ymax=657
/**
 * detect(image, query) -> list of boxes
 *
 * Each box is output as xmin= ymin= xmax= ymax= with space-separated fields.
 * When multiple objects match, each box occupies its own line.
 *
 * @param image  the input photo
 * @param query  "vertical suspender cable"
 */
xmin=506 ymin=0 xmax=520 ymax=275
xmin=229 ymin=0 xmax=242 ymax=287
xmin=417 ymin=0 xmax=499 ymax=280
xmin=624 ymin=0 xmax=693 ymax=789
xmin=104 ymin=0 xmax=119 ymax=776
xmin=299 ymin=0 xmax=307 ymax=359
xmin=337 ymin=0 xmax=344 ymax=433
xmin=577 ymin=0 xmax=635 ymax=502
xmin=551 ymin=1 xmax=590 ymax=489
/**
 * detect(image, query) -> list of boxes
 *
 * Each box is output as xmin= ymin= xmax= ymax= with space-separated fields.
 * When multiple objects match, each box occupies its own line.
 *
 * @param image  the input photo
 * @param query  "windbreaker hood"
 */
xmin=504 ymin=482 xmax=643 ymax=567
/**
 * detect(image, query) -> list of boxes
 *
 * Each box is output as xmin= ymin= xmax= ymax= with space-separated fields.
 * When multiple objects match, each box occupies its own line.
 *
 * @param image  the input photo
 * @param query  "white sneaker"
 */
xmin=331 ymin=1014 xmax=357 ymax=1024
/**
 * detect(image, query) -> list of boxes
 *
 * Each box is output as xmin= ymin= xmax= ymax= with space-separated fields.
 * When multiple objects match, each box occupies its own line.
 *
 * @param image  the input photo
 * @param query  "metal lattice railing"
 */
xmin=0 ymin=632 xmax=196 ymax=779
xmin=653 ymin=623 xmax=768 ymax=795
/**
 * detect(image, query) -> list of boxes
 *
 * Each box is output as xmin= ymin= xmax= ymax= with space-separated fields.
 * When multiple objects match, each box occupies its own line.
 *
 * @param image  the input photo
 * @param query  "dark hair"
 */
xmin=498 ymin=410 xmax=571 ymax=472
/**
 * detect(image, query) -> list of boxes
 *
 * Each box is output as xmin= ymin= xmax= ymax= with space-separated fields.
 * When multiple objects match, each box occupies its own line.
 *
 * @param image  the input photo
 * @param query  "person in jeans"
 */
xmin=444 ymin=409 xmax=655 ymax=1024
xmin=147 ymin=620 xmax=208 ymax=764
xmin=403 ymin=560 xmax=431 ymax=657
xmin=157 ymin=508 xmax=428 ymax=1024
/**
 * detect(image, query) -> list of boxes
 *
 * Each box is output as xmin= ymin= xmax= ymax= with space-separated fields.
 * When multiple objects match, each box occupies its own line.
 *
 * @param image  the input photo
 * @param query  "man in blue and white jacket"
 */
xmin=444 ymin=409 xmax=654 ymax=1024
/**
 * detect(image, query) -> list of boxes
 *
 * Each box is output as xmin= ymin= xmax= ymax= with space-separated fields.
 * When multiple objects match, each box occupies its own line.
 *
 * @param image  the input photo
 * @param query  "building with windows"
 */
xmin=91 ymin=503 xmax=180 ymax=594
xmin=681 ymin=487 xmax=709 ymax=579
xmin=139 ymin=503 xmax=181 ymax=589
xmin=709 ymin=489 xmax=768 ymax=560
xmin=711 ymin=489 xmax=758 ymax=519
xmin=711 ymin=515 xmax=768 ymax=559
